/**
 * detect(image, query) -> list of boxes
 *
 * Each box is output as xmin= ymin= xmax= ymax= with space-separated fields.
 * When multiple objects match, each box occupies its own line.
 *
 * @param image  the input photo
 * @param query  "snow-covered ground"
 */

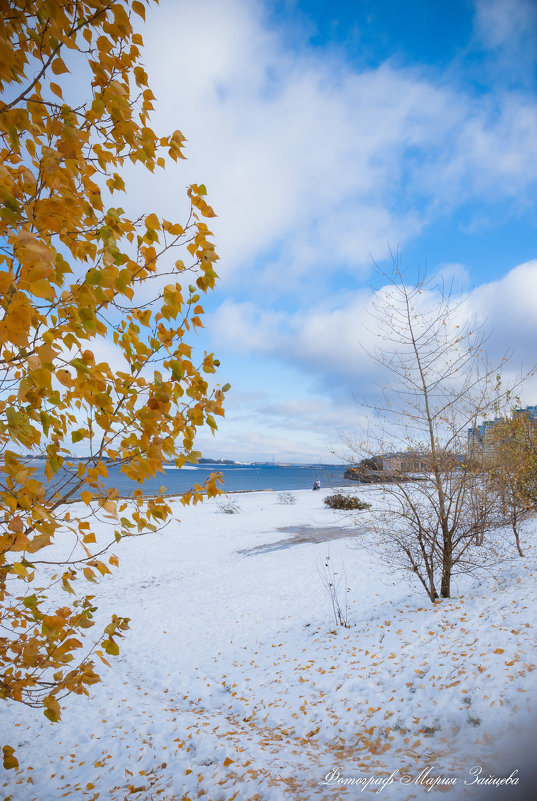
xmin=2 ymin=486 xmax=536 ymax=801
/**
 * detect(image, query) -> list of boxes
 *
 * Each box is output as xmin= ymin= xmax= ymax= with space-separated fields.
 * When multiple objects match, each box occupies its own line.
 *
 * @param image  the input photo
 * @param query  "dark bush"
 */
xmin=323 ymin=493 xmax=371 ymax=511
xmin=359 ymin=457 xmax=382 ymax=471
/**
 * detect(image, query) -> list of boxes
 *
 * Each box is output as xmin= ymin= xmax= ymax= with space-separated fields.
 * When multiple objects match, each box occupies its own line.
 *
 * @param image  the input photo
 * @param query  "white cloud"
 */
xmin=206 ymin=300 xmax=286 ymax=353
xmin=468 ymin=260 xmax=537 ymax=357
xmin=210 ymin=259 xmax=537 ymax=392
xmin=195 ymin=259 xmax=537 ymax=460
xmin=473 ymin=0 xmax=537 ymax=51
xmin=429 ymin=97 xmax=537 ymax=201
xmin=432 ymin=263 xmax=471 ymax=288
xmin=104 ymin=1 xmax=537 ymax=461
xmin=208 ymin=289 xmax=376 ymax=386
xmin=194 ymin=388 xmax=367 ymax=462
xmin=127 ymin=0 xmax=537 ymax=291
xmin=470 ymin=0 xmax=537 ymax=91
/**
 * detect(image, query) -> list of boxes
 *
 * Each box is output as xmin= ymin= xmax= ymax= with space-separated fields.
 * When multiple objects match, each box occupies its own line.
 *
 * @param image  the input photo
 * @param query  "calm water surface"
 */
xmin=27 ymin=462 xmax=351 ymax=497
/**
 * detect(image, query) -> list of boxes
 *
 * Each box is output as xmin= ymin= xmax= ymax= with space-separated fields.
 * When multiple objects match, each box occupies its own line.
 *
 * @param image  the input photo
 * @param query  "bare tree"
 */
xmin=346 ymin=263 xmax=523 ymax=602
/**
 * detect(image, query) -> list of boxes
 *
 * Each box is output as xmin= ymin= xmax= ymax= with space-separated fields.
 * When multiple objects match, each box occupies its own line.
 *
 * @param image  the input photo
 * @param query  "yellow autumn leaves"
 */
xmin=0 ymin=0 xmax=227 ymax=759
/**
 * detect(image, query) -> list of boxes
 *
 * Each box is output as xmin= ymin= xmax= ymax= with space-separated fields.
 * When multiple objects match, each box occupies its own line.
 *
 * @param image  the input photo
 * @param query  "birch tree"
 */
xmin=0 ymin=0 xmax=227 ymax=763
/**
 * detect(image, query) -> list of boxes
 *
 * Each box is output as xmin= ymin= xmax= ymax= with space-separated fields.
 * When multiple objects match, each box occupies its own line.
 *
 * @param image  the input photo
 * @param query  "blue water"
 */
xmin=24 ymin=461 xmax=351 ymax=497
xmin=158 ymin=463 xmax=351 ymax=494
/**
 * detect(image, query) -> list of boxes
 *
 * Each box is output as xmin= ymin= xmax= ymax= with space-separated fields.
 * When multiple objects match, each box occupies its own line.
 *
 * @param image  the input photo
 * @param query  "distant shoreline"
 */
xmin=21 ymin=455 xmax=346 ymax=469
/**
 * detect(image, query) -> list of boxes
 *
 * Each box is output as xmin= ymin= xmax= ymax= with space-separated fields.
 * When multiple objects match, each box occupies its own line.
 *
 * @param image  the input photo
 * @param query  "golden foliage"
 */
xmin=486 ymin=412 xmax=537 ymax=556
xmin=0 ymin=0 xmax=227 ymax=762
xmin=488 ymin=414 xmax=537 ymax=506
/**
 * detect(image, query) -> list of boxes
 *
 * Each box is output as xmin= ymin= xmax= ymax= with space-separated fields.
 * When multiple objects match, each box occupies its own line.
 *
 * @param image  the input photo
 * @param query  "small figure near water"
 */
xmin=313 ymin=479 xmax=321 ymax=491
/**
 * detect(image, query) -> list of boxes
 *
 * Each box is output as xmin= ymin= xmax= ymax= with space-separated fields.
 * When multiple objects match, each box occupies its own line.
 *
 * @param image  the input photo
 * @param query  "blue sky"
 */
xmin=122 ymin=0 xmax=537 ymax=462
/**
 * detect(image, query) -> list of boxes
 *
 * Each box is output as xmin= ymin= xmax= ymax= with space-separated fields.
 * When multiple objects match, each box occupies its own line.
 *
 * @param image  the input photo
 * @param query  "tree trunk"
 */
xmin=440 ymin=566 xmax=450 ymax=597
xmin=512 ymin=522 xmax=524 ymax=557
xmin=440 ymin=530 xmax=452 ymax=598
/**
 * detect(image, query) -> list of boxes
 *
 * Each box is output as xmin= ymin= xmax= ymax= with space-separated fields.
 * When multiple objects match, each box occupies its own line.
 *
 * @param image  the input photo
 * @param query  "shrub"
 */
xmin=323 ymin=493 xmax=371 ymax=511
xmin=217 ymin=499 xmax=241 ymax=514
xmin=278 ymin=492 xmax=296 ymax=505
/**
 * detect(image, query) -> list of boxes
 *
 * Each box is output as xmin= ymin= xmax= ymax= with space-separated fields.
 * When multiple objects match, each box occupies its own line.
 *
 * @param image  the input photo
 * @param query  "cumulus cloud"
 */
xmin=129 ymin=0 xmax=537 ymax=292
xmin=107 ymin=1 xmax=537 ymax=460
xmin=198 ymin=260 xmax=537 ymax=459
xmin=432 ymin=263 xmax=472 ymax=288
xmin=207 ymin=289 xmax=376 ymax=391
xmin=209 ymin=259 xmax=537 ymax=395
xmin=468 ymin=260 xmax=537 ymax=360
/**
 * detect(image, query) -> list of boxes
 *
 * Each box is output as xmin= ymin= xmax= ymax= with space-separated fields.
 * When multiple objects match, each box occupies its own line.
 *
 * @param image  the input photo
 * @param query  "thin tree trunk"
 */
xmin=512 ymin=520 xmax=524 ymax=557
xmin=402 ymin=279 xmax=452 ymax=600
xmin=440 ymin=528 xmax=452 ymax=597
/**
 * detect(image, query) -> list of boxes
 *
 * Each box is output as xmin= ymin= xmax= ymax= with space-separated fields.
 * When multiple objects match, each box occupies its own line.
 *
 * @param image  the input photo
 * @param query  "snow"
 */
xmin=2 ymin=486 xmax=536 ymax=800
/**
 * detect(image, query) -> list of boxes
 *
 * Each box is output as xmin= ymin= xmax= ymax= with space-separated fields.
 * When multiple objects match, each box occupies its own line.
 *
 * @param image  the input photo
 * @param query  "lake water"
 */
xmin=162 ymin=463 xmax=351 ymax=494
xmin=25 ymin=461 xmax=352 ymax=497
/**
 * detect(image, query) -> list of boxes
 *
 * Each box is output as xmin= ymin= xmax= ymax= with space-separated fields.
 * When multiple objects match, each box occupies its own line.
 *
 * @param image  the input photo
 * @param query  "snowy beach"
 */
xmin=2 ymin=485 xmax=536 ymax=801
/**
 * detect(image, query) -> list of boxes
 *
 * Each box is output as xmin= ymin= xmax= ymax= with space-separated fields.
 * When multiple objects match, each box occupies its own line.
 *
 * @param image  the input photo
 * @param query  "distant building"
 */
xmin=514 ymin=405 xmax=537 ymax=421
xmin=382 ymin=450 xmax=464 ymax=473
xmin=467 ymin=418 xmax=501 ymax=456
xmin=382 ymin=451 xmax=429 ymax=473
xmin=467 ymin=405 xmax=537 ymax=455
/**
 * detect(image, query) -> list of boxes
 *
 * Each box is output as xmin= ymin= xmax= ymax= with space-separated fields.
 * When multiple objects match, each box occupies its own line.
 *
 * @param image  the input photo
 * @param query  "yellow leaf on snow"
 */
xmin=2 ymin=745 xmax=19 ymax=770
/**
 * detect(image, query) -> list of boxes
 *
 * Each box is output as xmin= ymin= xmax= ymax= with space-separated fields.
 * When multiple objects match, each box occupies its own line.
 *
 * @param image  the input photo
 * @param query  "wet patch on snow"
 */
xmin=239 ymin=524 xmax=367 ymax=554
